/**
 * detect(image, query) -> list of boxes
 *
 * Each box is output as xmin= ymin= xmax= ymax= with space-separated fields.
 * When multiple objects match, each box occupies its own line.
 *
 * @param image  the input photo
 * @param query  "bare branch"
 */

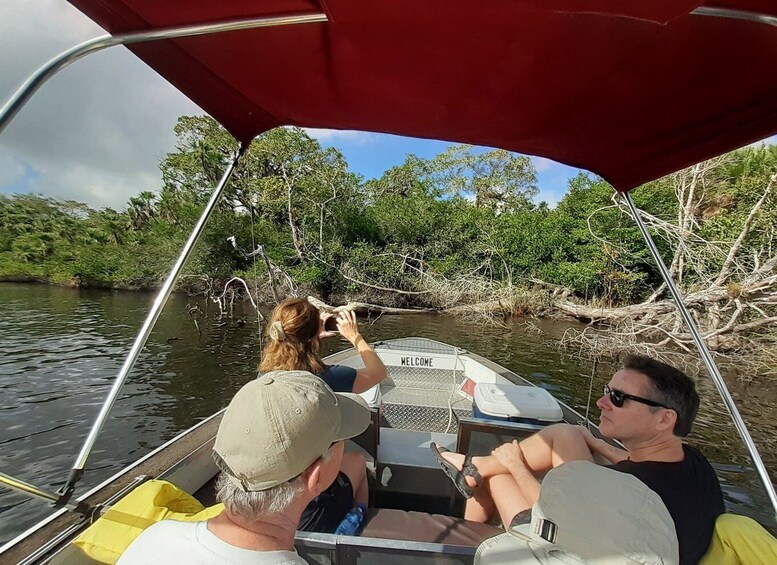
xmin=714 ymin=172 xmax=776 ymax=286
xmin=214 ymin=277 xmax=264 ymax=320
xmin=309 ymin=253 xmax=432 ymax=296
xmin=730 ymin=316 xmax=777 ymax=334
xmin=307 ymin=296 xmax=431 ymax=314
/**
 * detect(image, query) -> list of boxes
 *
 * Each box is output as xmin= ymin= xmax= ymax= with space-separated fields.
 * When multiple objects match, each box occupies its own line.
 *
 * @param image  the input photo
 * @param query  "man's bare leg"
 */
xmin=340 ymin=452 xmax=369 ymax=507
xmin=516 ymin=424 xmax=594 ymax=472
xmin=463 ymin=474 xmax=532 ymax=524
xmin=438 ymin=424 xmax=594 ymax=488
xmin=463 ymin=478 xmax=496 ymax=523
xmin=489 ymin=474 xmax=534 ymax=526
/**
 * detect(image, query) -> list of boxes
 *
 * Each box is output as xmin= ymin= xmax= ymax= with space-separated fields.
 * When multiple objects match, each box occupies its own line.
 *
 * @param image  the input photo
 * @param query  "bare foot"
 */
xmin=441 ymin=451 xmax=480 ymax=489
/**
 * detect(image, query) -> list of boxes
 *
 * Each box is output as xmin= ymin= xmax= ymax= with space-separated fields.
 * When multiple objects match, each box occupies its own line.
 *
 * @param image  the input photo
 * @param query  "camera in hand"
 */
xmin=324 ymin=316 xmax=339 ymax=332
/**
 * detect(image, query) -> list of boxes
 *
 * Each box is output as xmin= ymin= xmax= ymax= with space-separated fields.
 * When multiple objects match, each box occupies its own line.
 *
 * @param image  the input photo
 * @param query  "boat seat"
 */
xmin=456 ymin=416 xmax=547 ymax=457
xmin=49 ymin=477 xmax=500 ymax=565
xmin=295 ymin=508 xmax=502 ymax=564
xmin=361 ymin=507 xmax=501 ymax=545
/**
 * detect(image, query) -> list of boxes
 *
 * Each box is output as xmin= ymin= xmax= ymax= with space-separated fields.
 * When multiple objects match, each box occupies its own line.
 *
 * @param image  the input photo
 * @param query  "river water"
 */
xmin=1 ymin=282 xmax=775 ymax=545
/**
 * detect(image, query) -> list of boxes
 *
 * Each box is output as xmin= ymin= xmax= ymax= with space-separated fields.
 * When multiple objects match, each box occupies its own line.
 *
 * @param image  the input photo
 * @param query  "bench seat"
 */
xmin=362 ymin=508 xmax=501 ymax=546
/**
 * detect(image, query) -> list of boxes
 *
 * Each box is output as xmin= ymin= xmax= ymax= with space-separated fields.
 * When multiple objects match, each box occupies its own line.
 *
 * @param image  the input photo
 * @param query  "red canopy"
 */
xmin=67 ymin=1 xmax=777 ymax=191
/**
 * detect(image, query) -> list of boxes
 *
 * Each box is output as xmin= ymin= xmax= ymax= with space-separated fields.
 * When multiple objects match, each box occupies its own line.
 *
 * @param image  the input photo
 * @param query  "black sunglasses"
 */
xmin=603 ymin=385 xmax=669 ymax=409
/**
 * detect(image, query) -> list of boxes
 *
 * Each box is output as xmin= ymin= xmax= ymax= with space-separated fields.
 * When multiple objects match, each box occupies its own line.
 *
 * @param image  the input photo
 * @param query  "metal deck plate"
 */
xmin=380 ymin=365 xmax=472 ymax=433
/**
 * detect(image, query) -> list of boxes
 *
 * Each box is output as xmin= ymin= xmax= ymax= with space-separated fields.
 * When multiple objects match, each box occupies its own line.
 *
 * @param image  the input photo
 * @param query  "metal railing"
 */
xmin=0 ymin=10 xmax=326 ymax=511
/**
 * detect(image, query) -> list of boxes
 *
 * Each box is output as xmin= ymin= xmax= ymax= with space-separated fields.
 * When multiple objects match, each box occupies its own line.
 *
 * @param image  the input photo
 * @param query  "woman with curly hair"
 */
xmin=258 ymin=298 xmax=387 ymax=533
xmin=259 ymin=298 xmax=387 ymax=394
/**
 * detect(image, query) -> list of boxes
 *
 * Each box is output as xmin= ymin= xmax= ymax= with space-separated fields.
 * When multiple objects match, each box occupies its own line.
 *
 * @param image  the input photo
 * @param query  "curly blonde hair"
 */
xmin=258 ymin=298 xmax=326 ymax=375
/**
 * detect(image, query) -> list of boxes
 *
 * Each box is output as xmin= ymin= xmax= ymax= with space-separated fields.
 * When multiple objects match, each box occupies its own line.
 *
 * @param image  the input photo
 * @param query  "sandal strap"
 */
xmin=462 ymin=454 xmax=482 ymax=486
xmin=431 ymin=442 xmax=474 ymax=499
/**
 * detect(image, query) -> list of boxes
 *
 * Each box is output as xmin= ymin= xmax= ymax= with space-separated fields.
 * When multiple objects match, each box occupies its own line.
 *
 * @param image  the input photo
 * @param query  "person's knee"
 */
xmin=540 ymin=423 xmax=580 ymax=442
xmin=340 ymin=452 xmax=367 ymax=481
xmin=342 ymin=451 xmax=366 ymax=468
xmin=340 ymin=452 xmax=369 ymax=504
xmin=544 ymin=423 xmax=574 ymax=435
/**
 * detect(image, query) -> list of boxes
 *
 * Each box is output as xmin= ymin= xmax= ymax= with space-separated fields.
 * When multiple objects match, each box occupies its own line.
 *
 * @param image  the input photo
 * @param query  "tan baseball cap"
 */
xmin=213 ymin=370 xmax=370 ymax=491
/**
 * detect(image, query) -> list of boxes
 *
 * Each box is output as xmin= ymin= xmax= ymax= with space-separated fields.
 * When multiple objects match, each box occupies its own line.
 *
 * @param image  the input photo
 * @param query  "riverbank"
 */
xmin=0 ymin=275 xmax=161 ymax=292
xmin=3 ymin=144 xmax=775 ymax=374
xmin=5 ymin=276 xmax=776 ymax=381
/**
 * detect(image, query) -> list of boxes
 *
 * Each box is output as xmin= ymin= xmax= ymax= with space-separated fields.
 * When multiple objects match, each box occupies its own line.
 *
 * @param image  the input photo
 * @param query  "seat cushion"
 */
xmin=361 ymin=508 xmax=502 ymax=546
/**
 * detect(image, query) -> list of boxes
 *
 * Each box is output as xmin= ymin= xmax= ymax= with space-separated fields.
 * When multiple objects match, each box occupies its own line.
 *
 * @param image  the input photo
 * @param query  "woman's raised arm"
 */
xmin=336 ymin=311 xmax=387 ymax=394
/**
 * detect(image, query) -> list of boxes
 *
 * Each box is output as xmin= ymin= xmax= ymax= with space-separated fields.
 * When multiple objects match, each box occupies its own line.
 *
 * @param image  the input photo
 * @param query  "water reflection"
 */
xmin=0 ymin=283 xmax=775 ymax=545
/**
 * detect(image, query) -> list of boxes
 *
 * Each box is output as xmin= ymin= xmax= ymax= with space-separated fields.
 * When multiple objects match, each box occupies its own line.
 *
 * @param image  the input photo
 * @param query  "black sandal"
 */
xmin=430 ymin=442 xmax=481 ymax=499
xmin=462 ymin=453 xmax=483 ymax=488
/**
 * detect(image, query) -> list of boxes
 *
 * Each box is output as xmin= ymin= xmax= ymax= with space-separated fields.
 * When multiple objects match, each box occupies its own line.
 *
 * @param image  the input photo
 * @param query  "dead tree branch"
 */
xmin=307 ymin=296 xmax=432 ymax=314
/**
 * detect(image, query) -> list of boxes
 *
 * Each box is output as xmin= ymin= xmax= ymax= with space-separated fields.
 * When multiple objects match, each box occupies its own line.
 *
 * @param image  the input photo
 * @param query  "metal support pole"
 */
xmin=0 ymin=472 xmax=89 ymax=515
xmin=0 ymin=13 xmax=327 ymax=135
xmin=623 ymin=191 xmax=777 ymax=520
xmin=55 ymin=144 xmax=247 ymax=504
xmin=0 ymin=10 xmax=326 ymax=511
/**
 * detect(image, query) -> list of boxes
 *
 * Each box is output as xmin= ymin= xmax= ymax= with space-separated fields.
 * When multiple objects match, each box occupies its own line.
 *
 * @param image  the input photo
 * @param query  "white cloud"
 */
xmin=533 ymin=188 xmax=563 ymax=208
xmin=303 ymin=128 xmax=378 ymax=144
xmin=0 ymin=0 xmax=202 ymax=210
xmin=530 ymin=156 xmax=556 ymax=173
xmin=0 ymin=152 xmax=28 ymax=189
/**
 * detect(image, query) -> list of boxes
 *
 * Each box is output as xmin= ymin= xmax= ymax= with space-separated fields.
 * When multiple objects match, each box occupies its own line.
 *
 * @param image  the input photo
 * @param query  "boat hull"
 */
xmin=1 ymin=337 xmax=593 ymax=564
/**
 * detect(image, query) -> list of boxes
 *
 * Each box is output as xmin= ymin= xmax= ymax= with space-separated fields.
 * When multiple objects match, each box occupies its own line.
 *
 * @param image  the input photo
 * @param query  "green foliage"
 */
xmin=3 ymin=117 xmax=775 ymax=309
xmin=430 ymin=145 xmax=538 ymax=211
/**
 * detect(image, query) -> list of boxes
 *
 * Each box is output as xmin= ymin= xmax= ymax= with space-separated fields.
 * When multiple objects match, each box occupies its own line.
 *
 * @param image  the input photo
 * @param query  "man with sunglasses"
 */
xmin=432 ymin=355 xmax=724 ymax=564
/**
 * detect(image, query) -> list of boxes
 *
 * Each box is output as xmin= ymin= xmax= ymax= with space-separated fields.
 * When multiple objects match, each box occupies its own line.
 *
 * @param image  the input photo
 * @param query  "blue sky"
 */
xmin=308 ymin=129 xmax=581 ymax=206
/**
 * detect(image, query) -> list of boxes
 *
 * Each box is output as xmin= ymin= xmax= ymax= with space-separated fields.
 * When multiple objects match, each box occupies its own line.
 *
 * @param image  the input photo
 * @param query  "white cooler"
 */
xmin=473 ymin=383 xmax=563 ymax=424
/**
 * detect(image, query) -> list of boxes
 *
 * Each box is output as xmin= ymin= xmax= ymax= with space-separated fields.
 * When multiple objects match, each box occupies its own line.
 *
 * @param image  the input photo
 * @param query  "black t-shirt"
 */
xmin=613 ymin=444 xmax=724 ymax=564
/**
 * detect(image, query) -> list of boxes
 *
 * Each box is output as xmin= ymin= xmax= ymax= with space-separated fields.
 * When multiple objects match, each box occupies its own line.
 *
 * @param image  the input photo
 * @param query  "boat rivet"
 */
xmin=295 ymin=408 xmax=302 ymax=414
xmin=245 ymin=428 xmax=250 ymax=434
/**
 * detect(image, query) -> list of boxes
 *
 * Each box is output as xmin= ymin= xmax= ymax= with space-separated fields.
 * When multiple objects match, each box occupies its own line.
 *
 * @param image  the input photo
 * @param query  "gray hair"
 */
xmin=215 ymin=448 xmax=331 ymax=518
xmin=216 ymin=473 xmax=305 ymax=518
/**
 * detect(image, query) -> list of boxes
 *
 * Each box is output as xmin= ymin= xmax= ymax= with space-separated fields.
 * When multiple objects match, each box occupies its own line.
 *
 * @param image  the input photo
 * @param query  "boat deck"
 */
xmin=381 ymin=365 xmax=472 ymax=433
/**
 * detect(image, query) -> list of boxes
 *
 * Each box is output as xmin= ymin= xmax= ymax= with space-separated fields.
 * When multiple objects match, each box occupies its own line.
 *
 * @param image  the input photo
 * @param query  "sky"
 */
xmin=1 ymin=2 xmax=774 ymax=212
xmin=0 ymin=0 xmax=582 ymax=211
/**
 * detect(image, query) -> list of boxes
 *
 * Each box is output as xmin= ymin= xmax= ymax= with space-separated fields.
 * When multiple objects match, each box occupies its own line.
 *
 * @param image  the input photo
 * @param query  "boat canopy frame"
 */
xmin=0 ymin=2 xmax=776 ymax=522
xmin=0 ymin=11 xmax=328 ymax=510
xmin=0 ymin=13 xmax=328 ymax=135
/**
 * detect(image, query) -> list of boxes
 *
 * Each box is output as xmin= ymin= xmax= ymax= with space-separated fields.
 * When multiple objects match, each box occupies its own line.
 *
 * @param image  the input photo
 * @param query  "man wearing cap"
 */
xmin=433 ymin=355 xmax=724 ymax=564
xmin=119 ymin=370 xmax=371 ymax=564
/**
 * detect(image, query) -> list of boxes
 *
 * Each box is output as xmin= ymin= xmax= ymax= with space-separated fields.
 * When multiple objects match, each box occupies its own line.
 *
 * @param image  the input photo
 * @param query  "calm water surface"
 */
xmin=1 ymin=283 xmax=775 ymax=544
